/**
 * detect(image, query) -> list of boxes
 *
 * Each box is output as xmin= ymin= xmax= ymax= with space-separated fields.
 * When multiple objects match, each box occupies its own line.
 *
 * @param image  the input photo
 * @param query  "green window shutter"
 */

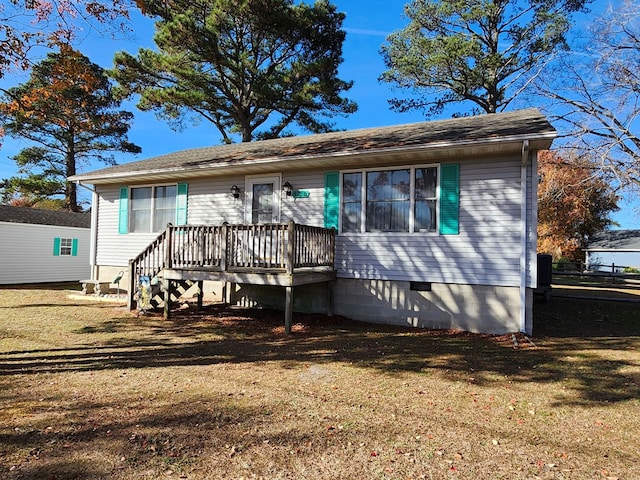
xmin=118 ymin=187 xmax=129 ymax=234
xmin=71 ymin=238 xmax=78 ymax=256
xmin=176 ymin=183 xmax=188 ymax=225
xmin=440 ymin=164 xmax=460 ymax=235
xmin=53 ymin=237 xmax=61 ymax=256
xmin=324 ymin=172 xmax=339 ymax=229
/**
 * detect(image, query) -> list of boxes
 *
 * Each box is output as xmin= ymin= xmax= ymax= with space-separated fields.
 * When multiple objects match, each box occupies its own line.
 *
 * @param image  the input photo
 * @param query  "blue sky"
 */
xmin=1 ymin=0 xmax=635 ymax=227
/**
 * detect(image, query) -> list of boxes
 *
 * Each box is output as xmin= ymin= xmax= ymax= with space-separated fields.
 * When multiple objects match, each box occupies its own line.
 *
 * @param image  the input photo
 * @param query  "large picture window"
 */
xmin=130 ymin=185 xmax=177 ymax=233
xmin=341 ymin=165 xmax=438 ymax=233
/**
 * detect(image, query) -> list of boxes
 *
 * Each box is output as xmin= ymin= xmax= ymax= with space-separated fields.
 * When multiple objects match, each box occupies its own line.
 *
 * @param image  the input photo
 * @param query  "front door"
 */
xmin=245 ymin=175 xmax=281 ymax=224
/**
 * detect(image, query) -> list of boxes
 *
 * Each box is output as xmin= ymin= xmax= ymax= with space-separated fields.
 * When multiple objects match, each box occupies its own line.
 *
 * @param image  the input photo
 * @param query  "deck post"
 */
xmin=229 ymin=283 xmax=236 ymax=304
xmin=326 ymin=281 xmax=334 ymax=316
xmin=285 ymin=285 xmax=293 ymax=334
xmin=221 ymin=283 xmax=228 ymax=304
xmin=284 ymin=221 xmax=296 ymax=334
xmin=286 ymin=220 xmax=295 ymax=274
xmin=165 ymin=224 xmax=173 ymax=269
xmin=329 ymin=227 xmax=336 ymax=266
xmin=197 ymin=280 xmax=203 ymax=311
xmin=163 ymin=279 xmax=172 ymax=319
xmin=220 ymin=223 xmax=228 ymax=271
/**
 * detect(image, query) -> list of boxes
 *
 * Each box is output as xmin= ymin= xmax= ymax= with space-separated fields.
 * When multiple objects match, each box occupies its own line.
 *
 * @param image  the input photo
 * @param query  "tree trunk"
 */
xmin=66 ymin=139 xmax=78 ymax=211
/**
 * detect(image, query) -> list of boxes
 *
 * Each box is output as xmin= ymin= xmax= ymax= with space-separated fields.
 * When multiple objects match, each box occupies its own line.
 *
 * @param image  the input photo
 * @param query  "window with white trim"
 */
xmin=53 ymin=237 xmax=77 ymax=256
xmin=130 ymin=185 xmax=177 ymax=233
xmin=341 ymin=165 xmax=438 ymax=233
xmin=59 ymin=238 xmax=73 ymax=256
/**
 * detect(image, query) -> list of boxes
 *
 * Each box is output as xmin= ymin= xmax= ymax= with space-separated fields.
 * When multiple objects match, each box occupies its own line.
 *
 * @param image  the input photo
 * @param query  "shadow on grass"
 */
xmin=1 ymin=297 xmax=639 ymax=407
xmin=0 ymin=397 xmax=339 ymax=479
xmin=2 ymin=461 xmax=112 ymax=480
xmin=534 ymin=294 xmax=640 ymax=338
xmin=0 ymin=282 xmax=79 ymax=291
xmin=0 ymin=303 xmax=117 ymax=310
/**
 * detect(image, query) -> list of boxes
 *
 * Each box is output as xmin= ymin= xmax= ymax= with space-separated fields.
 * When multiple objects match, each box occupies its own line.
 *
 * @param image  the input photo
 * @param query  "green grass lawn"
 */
xmin=1 ymin=287 xmax=639 ymax=479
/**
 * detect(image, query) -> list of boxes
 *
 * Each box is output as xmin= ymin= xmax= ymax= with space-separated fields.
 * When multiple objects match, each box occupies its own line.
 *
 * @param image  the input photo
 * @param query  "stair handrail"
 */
xmin=127 ymin=224 xmax=171 ymax=309
xmin=127 ymin=222 xmax=337 ymax=310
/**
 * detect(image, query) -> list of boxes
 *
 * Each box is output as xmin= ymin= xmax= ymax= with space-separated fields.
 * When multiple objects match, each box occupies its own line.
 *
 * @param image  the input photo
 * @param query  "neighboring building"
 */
xmin=585 ymin=230 xmax=640 ymax=272
xmin=0 ymin=206 xmax=91 ymax=284
xmin=70 ymin=109 xmax=555 ymax=335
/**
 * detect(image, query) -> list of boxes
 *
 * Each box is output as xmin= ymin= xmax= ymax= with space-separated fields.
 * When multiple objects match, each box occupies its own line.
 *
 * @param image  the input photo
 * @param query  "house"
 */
xmin=585 ymin=230 xmax=640 ymax=272
xmin=69 ymin=108 xmax=555 ymax=335
xmin=0 ymin=205 xmax=91 ymax=284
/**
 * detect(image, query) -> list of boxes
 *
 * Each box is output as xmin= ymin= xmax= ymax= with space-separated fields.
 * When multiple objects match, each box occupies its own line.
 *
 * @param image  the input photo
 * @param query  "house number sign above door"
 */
xmin=292 ymin=190 xmax=310 ymax=199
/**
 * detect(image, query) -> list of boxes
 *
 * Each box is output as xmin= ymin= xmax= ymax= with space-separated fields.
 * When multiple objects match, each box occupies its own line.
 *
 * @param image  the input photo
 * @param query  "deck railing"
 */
xmin=128 ymin=221 xmax=336 ymax=308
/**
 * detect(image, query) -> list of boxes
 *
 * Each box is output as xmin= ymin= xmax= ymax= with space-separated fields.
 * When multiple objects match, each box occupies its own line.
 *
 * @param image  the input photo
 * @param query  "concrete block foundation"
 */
xmin=332 ymin=279 xmax=526 ymax=334
xmin=232 ymin=278 xmax=530 ymax=334
xmin=94 ymin=265 xmax=530 ymax=334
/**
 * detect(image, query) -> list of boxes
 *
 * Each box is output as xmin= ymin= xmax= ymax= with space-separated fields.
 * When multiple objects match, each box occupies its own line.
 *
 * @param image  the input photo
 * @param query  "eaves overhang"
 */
xmin=70 ymin=132 xmax=555 ymax=186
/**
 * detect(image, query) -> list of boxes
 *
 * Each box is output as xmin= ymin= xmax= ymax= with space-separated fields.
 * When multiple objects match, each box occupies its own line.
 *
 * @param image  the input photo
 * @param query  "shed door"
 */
xmin=245 ymin=175 xmax=281 ymax=224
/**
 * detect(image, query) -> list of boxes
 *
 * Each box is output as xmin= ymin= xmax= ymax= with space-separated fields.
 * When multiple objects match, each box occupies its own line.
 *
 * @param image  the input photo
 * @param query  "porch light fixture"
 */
xmin=230 ymin=184 xmax=241 ymax=199
xmin=282 ymin=181 xmax=293 ymax=196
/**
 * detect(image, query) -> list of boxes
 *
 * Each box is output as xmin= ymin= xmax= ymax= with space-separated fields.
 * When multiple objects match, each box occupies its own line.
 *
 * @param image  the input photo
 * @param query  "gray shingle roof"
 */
xmin=0 ymin=205 xmax=91 ymax=228
xmin=587 ymin=230 xmax=640 ymax=250
xmin=70 ymin=108 xmax=555 ymax=183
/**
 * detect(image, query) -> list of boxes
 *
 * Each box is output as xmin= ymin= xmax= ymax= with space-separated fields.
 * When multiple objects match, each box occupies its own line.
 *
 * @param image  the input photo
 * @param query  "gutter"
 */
xmin=519 ymin=140 xmax=530 ymax=334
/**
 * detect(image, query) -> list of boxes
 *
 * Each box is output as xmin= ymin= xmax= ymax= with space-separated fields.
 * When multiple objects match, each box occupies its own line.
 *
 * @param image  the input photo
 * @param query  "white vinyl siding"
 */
xmin=335 ymin=157 xmax=526 ymax=287
xmin=187 ymin=176 xmax=246 ymax=225
xmin=0 ymin=222 xmax=90 ymax=284
xmin=279 ymin=170 xmax=325 ymax=225
xmin=95 ymin=172 xmax=326 ymax=267
xmin=93 ymin=156 xmax=536 ymax=288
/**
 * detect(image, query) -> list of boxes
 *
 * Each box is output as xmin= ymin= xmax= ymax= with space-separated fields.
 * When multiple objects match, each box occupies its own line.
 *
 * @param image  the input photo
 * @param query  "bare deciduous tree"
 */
xmin=536 ymin=0 xmax=640 ymax=192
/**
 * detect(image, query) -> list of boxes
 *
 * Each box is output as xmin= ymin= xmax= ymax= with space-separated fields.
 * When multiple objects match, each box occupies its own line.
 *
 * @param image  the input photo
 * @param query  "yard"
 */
xmin=1 ymin=286 xmax=639 ymax=480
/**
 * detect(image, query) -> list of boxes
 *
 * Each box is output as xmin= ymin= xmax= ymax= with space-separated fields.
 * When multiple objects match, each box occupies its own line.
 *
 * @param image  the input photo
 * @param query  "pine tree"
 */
xmin=0 ymin=46 xmax=140 ymax=211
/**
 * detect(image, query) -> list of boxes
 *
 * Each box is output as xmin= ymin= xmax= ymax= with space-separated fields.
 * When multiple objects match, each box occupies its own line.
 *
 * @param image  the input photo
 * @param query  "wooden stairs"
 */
xmin=148 ymin=279 xmax=196 ymax=309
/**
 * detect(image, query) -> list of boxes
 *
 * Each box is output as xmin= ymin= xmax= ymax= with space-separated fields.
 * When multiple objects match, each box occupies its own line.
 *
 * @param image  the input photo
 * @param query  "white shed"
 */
xmin=585 ymin=230 xmax=640 ymax=272
xmin=0 ymin=206 xmax=91 ymax=284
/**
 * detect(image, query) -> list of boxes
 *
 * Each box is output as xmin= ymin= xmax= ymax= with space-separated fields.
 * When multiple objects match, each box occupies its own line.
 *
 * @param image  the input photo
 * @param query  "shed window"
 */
xmin=130 ymin=185 xmax=177 ymax=233
xmin=59 ymin=238 xmax=73 ymax=256
xmin=341 ymin=165 xmax=438 ymax=233
xmin=53 ymin=237 xmax=78 ymax=256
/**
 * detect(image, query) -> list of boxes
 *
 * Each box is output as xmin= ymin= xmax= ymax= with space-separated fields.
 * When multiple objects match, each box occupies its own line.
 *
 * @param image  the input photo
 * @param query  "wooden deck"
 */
xmin=128 ymin=222 xmax=336 ymax=332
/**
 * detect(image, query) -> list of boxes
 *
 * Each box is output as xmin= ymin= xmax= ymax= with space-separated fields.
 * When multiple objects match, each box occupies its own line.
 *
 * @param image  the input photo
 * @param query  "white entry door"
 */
xmin=245 ymin=175 xmax=281 ymax=224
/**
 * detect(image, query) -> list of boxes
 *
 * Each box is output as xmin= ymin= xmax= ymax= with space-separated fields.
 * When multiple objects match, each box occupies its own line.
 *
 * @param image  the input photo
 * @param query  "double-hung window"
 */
xmin=53 ymin=237 xmax=78 ymax=256
xmin=341 ymin=165 xmax=439 ymax=233
xmin=59 ymin=238 xmax=73 ymax=255
xmin=129 ymin=185 xmax=177 ymax=233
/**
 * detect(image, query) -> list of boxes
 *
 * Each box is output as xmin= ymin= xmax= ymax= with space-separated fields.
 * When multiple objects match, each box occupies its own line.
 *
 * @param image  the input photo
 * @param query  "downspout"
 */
xmin=519 ymin=140 xmax=530 ymax=334
xmin=76 ymin=181 xmax=98 ymax=279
